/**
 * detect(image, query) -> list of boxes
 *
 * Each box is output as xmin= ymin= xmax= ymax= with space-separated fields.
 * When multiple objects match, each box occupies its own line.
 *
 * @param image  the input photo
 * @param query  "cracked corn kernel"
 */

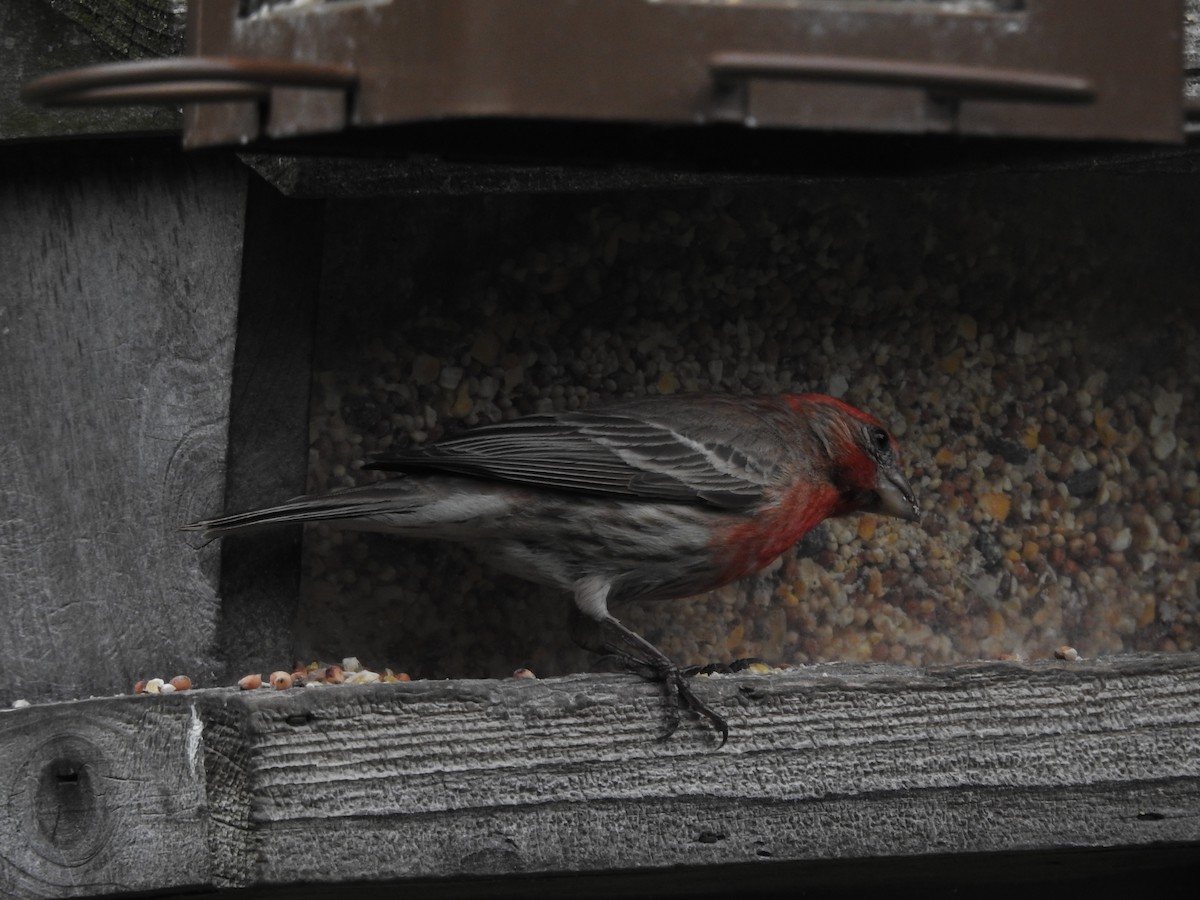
xmin=980 ymin=493 xmax=1010 ymax=521
xmin=238 ymin=673 xmax=263 ymax=691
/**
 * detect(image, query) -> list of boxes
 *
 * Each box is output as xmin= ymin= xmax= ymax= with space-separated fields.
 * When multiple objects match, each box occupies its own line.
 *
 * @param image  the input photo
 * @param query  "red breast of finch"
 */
xmin=187 ymin=392 xmax=920 ymax=745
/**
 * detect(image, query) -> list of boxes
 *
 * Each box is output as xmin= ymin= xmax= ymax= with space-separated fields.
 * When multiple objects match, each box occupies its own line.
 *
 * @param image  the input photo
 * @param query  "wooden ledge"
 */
xmin=2 ymin=653 xmax=1198 ymax=896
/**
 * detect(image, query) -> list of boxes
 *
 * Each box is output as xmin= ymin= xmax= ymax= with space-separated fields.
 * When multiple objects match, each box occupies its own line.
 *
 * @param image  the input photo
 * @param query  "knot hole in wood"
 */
xmin=28 ymin=735 xmax=111 ymax=867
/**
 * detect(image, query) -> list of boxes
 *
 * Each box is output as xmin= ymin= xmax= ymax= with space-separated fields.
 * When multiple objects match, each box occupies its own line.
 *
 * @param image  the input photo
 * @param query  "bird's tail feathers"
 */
xmin=182 ymin=482 xmax=420 ymax=539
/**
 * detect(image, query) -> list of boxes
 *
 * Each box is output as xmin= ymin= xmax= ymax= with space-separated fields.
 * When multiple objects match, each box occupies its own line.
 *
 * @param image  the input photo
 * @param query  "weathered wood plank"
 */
xmin=0 ymin=695 xmax=208 ymax=897
xmin=2 ymin=655 xmax=1196 ymax=896
xmin=40 ymin=0 xmax=186 ymax=59
xmin=0 ymin=0 xmax=184 ymax=141
xmin=1187 ymin=0 xmax=1200 ymax=97
xmin=210 ymin=172 xmax=323 ymax=685
xmin=0 ymin=140 xmax=247 ymax=705
xmin=222 ymin=655 xmax=1200 ymax=884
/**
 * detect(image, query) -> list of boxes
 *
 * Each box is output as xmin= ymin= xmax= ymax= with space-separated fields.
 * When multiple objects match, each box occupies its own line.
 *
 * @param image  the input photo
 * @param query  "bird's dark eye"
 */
xmin=869 ymin=427 xmax=890 ymax=456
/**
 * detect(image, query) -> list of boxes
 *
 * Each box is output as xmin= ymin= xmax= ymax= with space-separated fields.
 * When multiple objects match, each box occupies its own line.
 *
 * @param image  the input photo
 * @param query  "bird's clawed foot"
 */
xmin=659 ymin=664 xmax=729 ymax=747
xmin=603 ymin=637 xmax=729 ymax=747
xmin=569 ymin=607 xmax=730 ymax=746
xmin=589 ymin=649 xmax=728 ymax=745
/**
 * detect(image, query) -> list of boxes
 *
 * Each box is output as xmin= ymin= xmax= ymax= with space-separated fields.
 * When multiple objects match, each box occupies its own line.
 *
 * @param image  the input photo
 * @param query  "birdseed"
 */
xmin=295 ymin=178 xmax=1200 ymax=679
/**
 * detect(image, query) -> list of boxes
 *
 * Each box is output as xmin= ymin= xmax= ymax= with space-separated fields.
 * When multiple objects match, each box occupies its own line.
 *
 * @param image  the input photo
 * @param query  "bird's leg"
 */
xmin=566 ymin=604 xmax=653 ymax=676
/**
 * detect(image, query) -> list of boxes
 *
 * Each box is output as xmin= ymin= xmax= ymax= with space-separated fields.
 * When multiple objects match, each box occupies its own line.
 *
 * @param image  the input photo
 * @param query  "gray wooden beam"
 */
xmin=1187 ymin=0 xmax=1200 ymax=98
xmin=210 ymin=172 xmax=323 ymax=684
xmin=40 ymin=0 xmax=186 ymax=59
xmin=0 ymin=141 xmax=247 ymax=705
xmin=2 ymin=654 xmax=1197 ymax=896
xmin=0 ymin=0 xmax=184 ymax=141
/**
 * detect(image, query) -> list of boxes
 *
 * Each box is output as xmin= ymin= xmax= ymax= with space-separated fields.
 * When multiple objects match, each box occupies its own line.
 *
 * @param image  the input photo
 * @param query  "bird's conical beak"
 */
xmin=871 ymin=468 xmax=920 ymax=522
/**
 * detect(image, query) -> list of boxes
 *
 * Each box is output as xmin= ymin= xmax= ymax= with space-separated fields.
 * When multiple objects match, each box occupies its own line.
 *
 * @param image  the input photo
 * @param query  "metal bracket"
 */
xmin=22 ymin=0 xmax=1185 ymax=148
xmin=22 ymin=57 xmax=357 ymax=106
xmin=708 ymin=53 xmax=1096 ymax=104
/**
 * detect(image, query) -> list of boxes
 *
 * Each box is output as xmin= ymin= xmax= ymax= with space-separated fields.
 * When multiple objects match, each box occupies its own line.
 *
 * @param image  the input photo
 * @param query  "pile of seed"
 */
xmin=235 ymin=657 xmax=410 ymax=691
xmin=297 ymin=177 xmax=1199 ymax=679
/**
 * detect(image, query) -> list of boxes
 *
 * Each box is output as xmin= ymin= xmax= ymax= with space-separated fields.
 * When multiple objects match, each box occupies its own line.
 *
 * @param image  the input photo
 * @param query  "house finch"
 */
xmin=187 ymin=392 xmax=919 ymax=744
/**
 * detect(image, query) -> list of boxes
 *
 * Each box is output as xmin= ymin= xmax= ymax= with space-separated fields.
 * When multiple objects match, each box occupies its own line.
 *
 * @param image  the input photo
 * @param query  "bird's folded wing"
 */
xmin=363 ymin=407 xmax=786 ymax=509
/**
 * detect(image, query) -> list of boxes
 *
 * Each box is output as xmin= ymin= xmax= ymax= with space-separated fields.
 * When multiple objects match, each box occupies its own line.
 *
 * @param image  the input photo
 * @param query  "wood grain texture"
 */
xmin=40 ymin=0 xmax=186 ymax=59
xmin=1 ymin=655 xmax=1196 ymax=896
xmin=1187 ymin=0 xmax=1200 ymax=98
xmin=210 ymin=172 xmax=322 ymax=683
xmin=0 ymin=696 xmax=208 ymax=897
xmin=223 ymin=655 xmax=1200 ymax=884
xmin=0 ymin=0 xmax=183 ymax=141
xmin=0 ymin=141 xmax=247 ymax=705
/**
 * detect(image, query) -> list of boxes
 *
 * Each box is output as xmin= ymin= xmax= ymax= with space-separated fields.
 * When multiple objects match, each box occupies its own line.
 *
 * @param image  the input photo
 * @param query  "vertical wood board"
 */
xmin=0 ymin=141 xmax=247 ymax=704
